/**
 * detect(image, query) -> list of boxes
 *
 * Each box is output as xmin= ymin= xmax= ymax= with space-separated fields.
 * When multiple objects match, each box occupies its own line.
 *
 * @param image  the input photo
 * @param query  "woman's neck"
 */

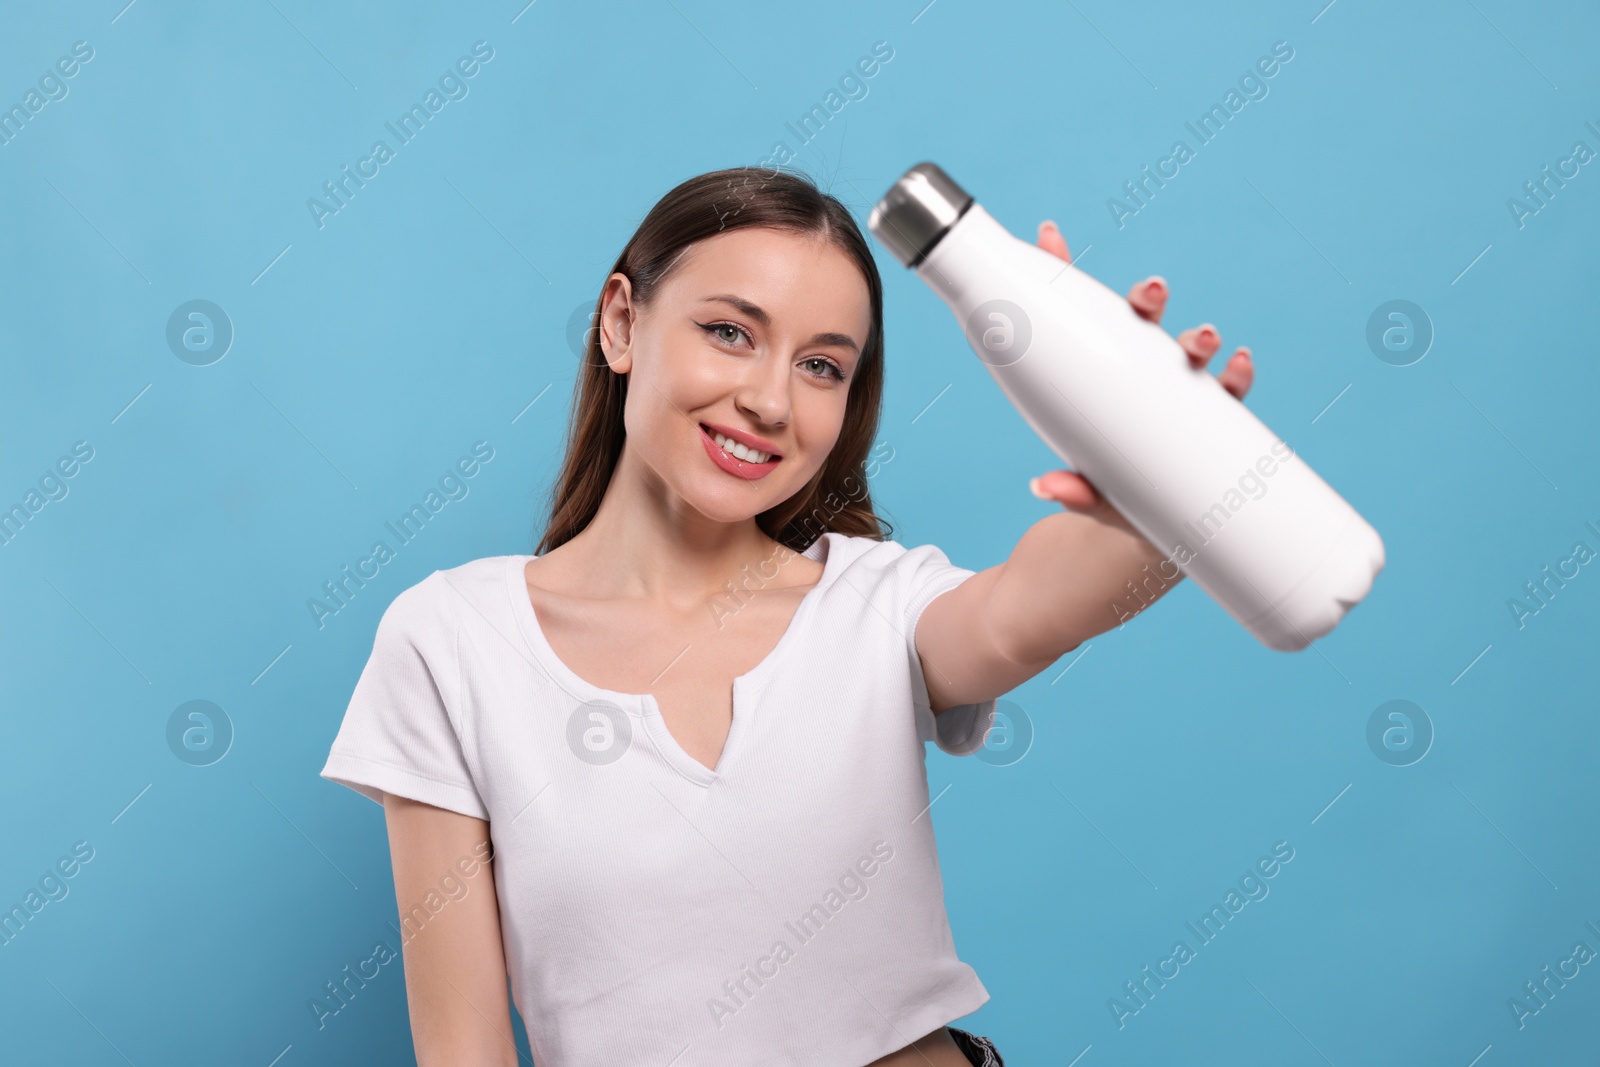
xmin=549 ymin=454 xmax=793 ymax=606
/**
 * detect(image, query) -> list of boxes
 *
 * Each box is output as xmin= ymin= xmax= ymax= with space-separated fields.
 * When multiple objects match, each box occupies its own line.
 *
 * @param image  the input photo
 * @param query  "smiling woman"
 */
xmin=322 ymin=157 xmax=1246 ymax=1065
xmin=543 ymin=171 xmax=890 ymax=555
xmin=322 ymin=166 xmax=1042 ymax=1067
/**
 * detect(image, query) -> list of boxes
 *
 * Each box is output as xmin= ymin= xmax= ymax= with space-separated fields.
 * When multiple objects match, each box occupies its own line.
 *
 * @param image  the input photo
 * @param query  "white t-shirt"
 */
xmin=320 ymin=531 xmax=999 ymax=1067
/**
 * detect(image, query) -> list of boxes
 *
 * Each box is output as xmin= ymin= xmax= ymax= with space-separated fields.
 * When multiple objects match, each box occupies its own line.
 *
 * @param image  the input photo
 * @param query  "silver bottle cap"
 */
xmin=868 ymin=162 xmax=974 ymax=269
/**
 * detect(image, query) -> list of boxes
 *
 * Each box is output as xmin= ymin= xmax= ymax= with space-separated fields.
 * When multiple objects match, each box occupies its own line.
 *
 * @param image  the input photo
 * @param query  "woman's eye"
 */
xmin=801 ymin=357 xmax=846 ymax=382
xmin=700 ymin=321 xmax=752 ymax=347
xmin=697 ymin=322 xmax=844 ymax=381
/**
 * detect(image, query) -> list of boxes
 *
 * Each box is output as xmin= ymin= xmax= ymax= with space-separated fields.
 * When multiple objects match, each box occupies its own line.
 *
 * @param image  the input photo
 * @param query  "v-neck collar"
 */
xmin=506 ymin=533 xmax=842 ymax=786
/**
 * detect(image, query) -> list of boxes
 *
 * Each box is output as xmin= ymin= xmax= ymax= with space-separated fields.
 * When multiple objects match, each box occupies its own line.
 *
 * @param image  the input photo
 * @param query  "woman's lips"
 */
xmin=698 ymin=424 xmax=780 ymax=480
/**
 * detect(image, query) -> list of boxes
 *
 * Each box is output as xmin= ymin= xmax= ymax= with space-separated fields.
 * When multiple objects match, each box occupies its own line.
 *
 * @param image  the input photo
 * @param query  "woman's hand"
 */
xmin=1026 ymin=219 xmax=1256 ymax=518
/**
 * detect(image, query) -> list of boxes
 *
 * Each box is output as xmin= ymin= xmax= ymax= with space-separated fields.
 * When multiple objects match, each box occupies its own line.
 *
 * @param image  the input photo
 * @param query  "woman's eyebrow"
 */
xmin=703 ymin=294 xmax=861 ymax=354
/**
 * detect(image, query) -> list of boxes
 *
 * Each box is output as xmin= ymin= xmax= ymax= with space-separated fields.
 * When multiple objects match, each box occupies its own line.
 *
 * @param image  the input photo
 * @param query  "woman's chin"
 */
xmin=684 ymin=479 xmax=791 ymax=525
xmin=689 ymin=497 xmax=772 ymax=525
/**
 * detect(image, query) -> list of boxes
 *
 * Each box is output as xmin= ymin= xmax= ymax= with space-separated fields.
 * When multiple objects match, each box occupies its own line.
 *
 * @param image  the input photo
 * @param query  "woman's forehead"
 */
xmin=668 ymin=229 xmax=871 ymax=329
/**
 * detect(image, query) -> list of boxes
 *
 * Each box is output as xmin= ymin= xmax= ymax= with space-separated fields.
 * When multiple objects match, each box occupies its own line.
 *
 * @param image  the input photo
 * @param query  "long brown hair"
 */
xmin=535 ymin=166 xmax=894 ymax=556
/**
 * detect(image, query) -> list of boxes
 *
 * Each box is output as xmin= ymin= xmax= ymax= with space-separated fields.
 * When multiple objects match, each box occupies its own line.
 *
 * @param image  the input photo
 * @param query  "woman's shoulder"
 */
xmin=378 ymin=553 xmax=524 ymax=626
xmin=811 ymin=530 xmax=952 ymax=580
xmin=436 ymin=551 xmax=526 ymax=583
xmin=813 ymin=530 xmax=946 ymax=562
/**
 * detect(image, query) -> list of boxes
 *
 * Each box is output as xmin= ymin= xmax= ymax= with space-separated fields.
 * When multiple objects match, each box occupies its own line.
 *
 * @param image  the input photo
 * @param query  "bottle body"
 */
xmin=919 ymin=203 xmax=1384 ymax=650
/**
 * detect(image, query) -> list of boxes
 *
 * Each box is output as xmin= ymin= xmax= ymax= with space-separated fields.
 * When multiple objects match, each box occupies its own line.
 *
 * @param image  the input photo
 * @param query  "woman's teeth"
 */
xmin=711 ymin=431 xmax=772 ymax=464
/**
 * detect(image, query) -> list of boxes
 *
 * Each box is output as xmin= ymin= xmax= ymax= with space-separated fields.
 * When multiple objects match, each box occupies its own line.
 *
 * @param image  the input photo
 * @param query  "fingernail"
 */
xmin=1146 ymin=276 xmax=1166 ymax=295
xmin=1198 ymin=325 xmax=1217 ymax=344
xmin=1028 ymin=476 xmax=1048 ymax=499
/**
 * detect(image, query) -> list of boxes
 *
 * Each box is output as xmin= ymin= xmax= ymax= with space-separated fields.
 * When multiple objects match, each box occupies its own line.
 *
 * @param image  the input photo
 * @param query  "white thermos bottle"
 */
xmin=868 ymin=163 xmax=1384 ymax=651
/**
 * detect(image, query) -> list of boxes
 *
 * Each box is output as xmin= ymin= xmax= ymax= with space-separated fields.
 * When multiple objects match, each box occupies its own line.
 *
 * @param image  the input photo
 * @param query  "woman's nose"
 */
xmin=734 ymin=355 xmax=791 ymax=427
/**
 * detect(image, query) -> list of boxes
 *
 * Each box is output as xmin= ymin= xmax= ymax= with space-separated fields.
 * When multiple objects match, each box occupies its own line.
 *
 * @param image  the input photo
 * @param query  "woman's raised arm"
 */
xmin=383 ymin=793 xmax=519 ymax=1067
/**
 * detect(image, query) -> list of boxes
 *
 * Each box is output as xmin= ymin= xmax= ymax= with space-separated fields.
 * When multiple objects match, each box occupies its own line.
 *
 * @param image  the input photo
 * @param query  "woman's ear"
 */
xmin=597 ymin=273 xmax=636 ymax=375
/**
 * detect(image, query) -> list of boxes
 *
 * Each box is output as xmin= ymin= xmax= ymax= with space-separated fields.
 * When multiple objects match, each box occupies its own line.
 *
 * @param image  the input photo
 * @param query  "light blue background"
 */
xmin=3 ymin=0 xmax=1597 ymax=1064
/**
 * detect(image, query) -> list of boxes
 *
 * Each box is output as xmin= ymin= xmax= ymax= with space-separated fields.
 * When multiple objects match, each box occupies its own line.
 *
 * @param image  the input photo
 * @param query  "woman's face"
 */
xmin=599 ymin=226 xmax=872 ymax=526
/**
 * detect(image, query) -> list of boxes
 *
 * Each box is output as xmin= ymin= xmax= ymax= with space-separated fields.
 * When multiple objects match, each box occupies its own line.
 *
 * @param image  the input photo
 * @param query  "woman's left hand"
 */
xmin=1026 ymin=219 xmax=1256 ymax=518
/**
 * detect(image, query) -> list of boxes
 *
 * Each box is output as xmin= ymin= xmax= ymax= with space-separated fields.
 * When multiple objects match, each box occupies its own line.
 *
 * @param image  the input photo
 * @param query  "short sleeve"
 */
xmin=320 ymin=572 xmax=489 ymax=820
xmin=895 ymin=542 xmax=1000 ymax=758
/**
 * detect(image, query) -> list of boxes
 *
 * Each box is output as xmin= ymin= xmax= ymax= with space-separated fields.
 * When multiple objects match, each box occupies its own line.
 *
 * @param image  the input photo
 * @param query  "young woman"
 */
xmin=321 ymin=166 xmax=1253 ymax=1066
